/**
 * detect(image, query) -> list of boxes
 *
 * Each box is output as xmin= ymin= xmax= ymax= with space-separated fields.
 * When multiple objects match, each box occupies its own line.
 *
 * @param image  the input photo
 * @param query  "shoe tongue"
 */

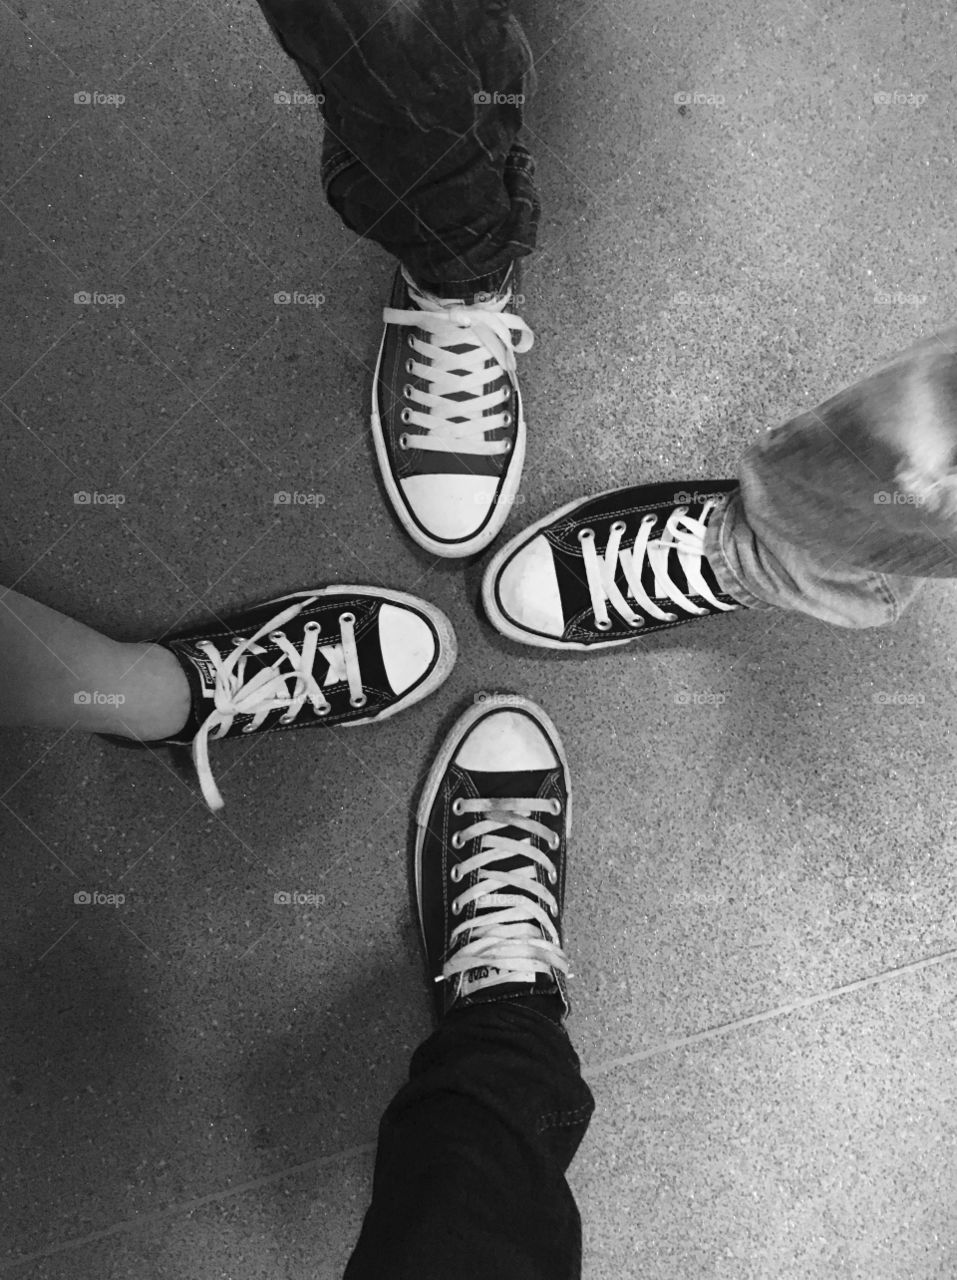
xmin=160 ymin=639 xmax=221 ymax=739
xmin=457 ymin=768 xmax=553 ymax=997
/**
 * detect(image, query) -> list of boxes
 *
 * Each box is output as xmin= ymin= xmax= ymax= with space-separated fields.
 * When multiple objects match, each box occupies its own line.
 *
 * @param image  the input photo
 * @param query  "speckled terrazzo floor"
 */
xmin=2 ymin=1 xmax=956 ymax=1276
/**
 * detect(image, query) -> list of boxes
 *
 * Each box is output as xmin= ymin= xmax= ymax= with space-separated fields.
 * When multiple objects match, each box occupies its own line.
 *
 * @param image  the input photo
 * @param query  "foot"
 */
xmin=482 ymin=481 xmax=744 ymax=649
xmin=152 ymin=586 xmax=456 ymax=810
xmin=415 ymin=694 xmax=571 ymax=1019
xmin=371 ymin=264 xmax=533 ymax=557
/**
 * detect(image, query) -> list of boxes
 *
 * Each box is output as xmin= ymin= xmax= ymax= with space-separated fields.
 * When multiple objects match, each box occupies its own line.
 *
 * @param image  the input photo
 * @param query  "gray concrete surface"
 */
xmin=2 ymin=0 xmax=957 ymax=1276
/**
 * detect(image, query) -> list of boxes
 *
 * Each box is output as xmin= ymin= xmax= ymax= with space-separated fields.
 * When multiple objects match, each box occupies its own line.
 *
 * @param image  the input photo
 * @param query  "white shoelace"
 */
xmin=438 ymin=797 xmax=570 ymax=993
xmin=579 ymin=500 xmax=736 ymax=630
xmin=190 ymin=598 xmax=364 ymax=811
xmin=383 ymin=267 xmax=533 ymax=456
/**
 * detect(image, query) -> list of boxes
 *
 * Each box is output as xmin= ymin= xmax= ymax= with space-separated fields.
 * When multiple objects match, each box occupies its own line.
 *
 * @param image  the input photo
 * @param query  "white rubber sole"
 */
xmin=413 ymin=693 xmax=572 ymax=946
xmin=235 ymin=585 xmax=457 ymax=726
xmin=370 ymin=320 xmax=527 ymax=559
xmin=481 ymin=486 xmax=638 ymax=652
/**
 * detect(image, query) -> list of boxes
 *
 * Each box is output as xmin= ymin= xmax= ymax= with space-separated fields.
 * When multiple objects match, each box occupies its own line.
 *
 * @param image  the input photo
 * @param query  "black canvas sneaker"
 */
xmin=482 ymin=481 xmax=744 ymax=650
xmin=371 ymin=263 xmax=533 ymax=557
xmin=415 ymin=695 xmax=571 ymax=1019
xmin=150 ymin=586 xmax=455 ymax=810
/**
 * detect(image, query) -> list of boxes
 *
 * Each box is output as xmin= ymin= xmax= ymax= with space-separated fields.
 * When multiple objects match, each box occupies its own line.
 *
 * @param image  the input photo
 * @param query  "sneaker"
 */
xmin=146 ymin=587 xmax=455 ymax=810
xmin=371 ymin=263 xmax=533 ymax=557
xmin=415 ymin=694 xmax=571 ymax=1019
xmin=482 ymin=481 xmax=743 ymax=650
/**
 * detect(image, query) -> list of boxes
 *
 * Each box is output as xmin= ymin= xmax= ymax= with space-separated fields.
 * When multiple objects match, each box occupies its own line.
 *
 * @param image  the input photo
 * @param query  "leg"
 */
xmin=0 ymin=586 xmax=190 ymax=739
xmin=344 ymin=1001 xmax=593 ymax=1280
xmin=706 ymin=325 xmax=957 ymax=627
xmin=0 ymin=585 xmax=456 ymax=813
xmin=257 ymin=1 xmax=539 ymax=558
xmin=481 ymin=327 xmax=957 ymax=648
xmin=257 ymin=0 xmax=539 ymax=293
xmin=345 ymin=695 xmax=593 ymax=1278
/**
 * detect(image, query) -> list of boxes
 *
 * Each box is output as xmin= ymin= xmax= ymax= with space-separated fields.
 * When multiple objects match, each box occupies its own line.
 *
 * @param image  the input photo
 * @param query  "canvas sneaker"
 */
xmin=133 ymin=586 xmax=456 ymax=810
xmin=482 ymin=480 xmax=743 ymax=649
xmin=371 ymin=263 xmax=532 ymax=557
xmin=415 ymin=694 xmax=571 ymax=1019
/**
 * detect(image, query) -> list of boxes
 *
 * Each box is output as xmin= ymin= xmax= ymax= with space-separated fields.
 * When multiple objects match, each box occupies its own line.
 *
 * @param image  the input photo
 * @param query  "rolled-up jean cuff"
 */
xmin=320 ymin=142 xmax=537 ymax=290
xmin=703 ymin=492 xmax=778 ymax=612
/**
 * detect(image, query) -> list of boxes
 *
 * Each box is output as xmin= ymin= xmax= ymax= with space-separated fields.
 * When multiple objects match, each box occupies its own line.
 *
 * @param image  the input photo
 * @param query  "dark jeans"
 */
xmin=256 ymin=0 xmax=540 ymax=294
xmin=343 ymin=1000 xmax=595 ymax=1280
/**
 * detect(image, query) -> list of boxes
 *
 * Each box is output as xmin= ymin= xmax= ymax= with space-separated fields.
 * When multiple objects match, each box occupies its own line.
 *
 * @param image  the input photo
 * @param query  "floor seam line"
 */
xmin=0 ymin=1141 xmax=377 ymax=1272
xmin=583 ymin=945 xmax=957 ymax=1079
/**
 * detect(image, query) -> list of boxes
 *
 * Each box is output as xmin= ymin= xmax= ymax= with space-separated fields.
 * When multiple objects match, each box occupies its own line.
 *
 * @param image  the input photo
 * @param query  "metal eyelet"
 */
xmin=268 ymin=630 xmax=284 ymax=643
xmin=577 ymin=527 xmax=595 ymax=543
xmin=451 ymin=798 xmax=464 ymax=816
xmin=450 ymin=864 xmax=462 ymax=883
xmin=451 ymin=832 xmax=464 ymax=850
xmin=405 ymin=358 xmax=415 ymax=374
xmin=675 ymin=506 xmax=688 ymax=516
xmin=407 ymin=333 xmax=415 ymax=348
xmin=303 ymin=620 xmax=320 ymax=633
xmin=313 ymin=703 xmax=331 ymax=717
xmin=241 ymin=723 xmax=257 ymax=734
xmin=400 ymin=407 xmax=412 ymax=425
xmin=403 ymin=383 xmax=415 ymax=400
xmin=548 ymin=834 xmax=560 ymax=852
xmin=350 ymin=693 xmax=368 ymax=709
xmin=451 ymin=898 xmax=463 ymax=916
xmin=339 ymin=612 xmax=355 ymax=626
xmin=547 ymin=798 xmax=561 ymax=816
xmin=595 ymin=618 xmax=613 ymax=631
xmin=610 ymin=520 xmax=627 ymax=535
xmin=502 ymin=410 xmax=512 ymax=427
xmin=501 ymin=437 xmax=512 ymax=452
xmin=278 ymin=713 xmax=296 ymax=725
xmin=548 ymin=868 xmax=558 ymax=885
xmin=399 ymin=433 xmax=410 ymax=450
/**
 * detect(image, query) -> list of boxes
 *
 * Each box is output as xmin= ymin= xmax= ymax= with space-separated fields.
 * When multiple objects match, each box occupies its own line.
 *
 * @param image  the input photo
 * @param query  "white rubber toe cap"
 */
xmin=456 ymin=708 xmax=559 ymax=772
xmin=494 ymin=535 xmax=565 ymax=637
xmin=400 ymin=474 xmax=499 ymax=542
xmin=378 ymin=603 xmax=436 ymax=694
